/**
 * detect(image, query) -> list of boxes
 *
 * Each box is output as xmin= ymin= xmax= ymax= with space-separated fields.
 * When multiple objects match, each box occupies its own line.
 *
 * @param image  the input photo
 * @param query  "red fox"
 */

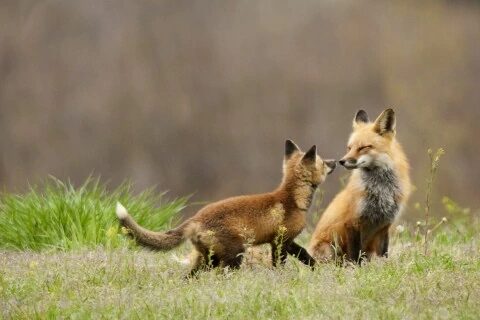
xmin=309 ymin=109 xmax=411 ymax=263
xmin=117 ymin=140 xmax=336 ymax=276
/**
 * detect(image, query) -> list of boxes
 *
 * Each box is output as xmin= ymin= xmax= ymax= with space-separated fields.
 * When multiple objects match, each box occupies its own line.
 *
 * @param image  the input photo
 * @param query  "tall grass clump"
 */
xmin=0 ymin=177 xmax=188 ymax=251
xmin=422 ymin=148 xmax=445 ymax=255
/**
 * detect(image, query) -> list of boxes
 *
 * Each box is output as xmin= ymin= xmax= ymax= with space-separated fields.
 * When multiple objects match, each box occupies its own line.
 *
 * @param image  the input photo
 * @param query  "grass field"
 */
xmin=1 ymin=178 xmax=479 ymax=319
xmin=1 ymin=227 xmax=479 ymax=319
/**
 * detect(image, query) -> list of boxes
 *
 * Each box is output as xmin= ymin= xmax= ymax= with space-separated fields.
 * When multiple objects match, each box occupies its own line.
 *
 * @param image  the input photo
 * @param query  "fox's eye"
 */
xmin=347 ymin=146 xmax=352 ymax=151
xmin=358 ymin=145 xmax=373 ymax=152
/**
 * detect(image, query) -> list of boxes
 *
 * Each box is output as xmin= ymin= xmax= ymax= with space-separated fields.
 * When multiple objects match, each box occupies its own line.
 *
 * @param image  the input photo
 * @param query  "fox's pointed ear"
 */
xmin=302 ymin=145 xmax=317 ymax=164
xmin=285 ymin=139 xmax=301 ymax=159
xmin=353 ymin=109 xmax=370 ymax=128
xmin=374 ymin=108 xmax=396 ymax=136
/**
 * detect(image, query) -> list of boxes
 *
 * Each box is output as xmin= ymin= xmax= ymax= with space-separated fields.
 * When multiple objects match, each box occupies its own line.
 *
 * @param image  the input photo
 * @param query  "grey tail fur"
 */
xmin=116 ymin=202 xmax=187 ymax=251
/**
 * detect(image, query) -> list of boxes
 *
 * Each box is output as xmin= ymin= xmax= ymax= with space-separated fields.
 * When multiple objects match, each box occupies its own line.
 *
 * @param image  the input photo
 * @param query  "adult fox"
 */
xmin=309 ymin=109 xmax=411 ymax=263
xmin=117 ymin=140 xmax=336 ymax=276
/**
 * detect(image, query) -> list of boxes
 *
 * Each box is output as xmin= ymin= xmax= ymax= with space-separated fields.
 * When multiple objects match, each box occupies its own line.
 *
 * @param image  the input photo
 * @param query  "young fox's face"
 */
xmin=339 ymin=109 xmax=397 ymax=170
xmin=283 ymin=140 xmax=336 ymax=186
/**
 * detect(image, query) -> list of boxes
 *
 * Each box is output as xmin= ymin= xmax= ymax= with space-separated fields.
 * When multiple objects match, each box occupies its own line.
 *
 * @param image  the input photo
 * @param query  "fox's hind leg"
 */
xmin=223 ymin=254 xmax=243 ymax=269
xmin=187 ymin=250 xmax=206 ymax=278
xmin=187 ymin=248 xmax=221 ymax=277
xmin=221 ymin=238 xmax=245 ymax=270
xmin=221 ymin=235 xmax=245 ymax=269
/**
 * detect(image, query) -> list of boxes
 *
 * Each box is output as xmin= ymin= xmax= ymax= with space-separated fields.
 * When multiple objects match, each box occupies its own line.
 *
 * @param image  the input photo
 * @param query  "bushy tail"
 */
xmin=116 ymin=202 xmax=187 ymax=251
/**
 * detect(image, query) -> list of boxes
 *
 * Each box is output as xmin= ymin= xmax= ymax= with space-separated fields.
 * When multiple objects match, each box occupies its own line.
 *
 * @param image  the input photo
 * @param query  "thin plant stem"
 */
xmin=423 ymin=148 xmax=445 ymax=256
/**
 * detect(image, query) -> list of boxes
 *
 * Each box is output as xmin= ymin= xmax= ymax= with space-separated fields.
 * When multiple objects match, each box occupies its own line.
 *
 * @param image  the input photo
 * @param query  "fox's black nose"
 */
xmin=325 ymin=160 xmax=336 ymax=170
xmin=340 ymin=158 xmax=356 ymax=167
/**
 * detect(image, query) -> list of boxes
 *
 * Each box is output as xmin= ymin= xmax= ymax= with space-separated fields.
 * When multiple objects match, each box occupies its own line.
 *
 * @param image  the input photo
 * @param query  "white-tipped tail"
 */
xmin=116 ymin=202 xmax=129 ymax=219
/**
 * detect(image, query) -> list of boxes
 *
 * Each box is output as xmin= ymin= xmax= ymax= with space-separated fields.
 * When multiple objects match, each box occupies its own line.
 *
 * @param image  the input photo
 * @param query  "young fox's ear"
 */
xmin=285 ymin=139 xmax=301 ymax=159
xmin=374 ymin=108 xmax=396 ymax=136
xmin=353 ymin=109 xmax=370 ymax=128
xmin=302 ymin=145 xmax=317 ymax=164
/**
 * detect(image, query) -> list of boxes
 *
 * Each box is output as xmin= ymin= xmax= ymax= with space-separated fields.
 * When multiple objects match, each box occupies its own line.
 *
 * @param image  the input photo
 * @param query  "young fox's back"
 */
xmin=117 ymin=140 xmax=336 ymax=275
xmin=309 ymin=109 xmax=411 ymax=262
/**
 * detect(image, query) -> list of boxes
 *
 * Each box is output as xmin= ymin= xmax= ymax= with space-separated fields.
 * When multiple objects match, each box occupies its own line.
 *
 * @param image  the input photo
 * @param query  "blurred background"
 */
xmin=1 ymin=0 xmax=479 ymax=220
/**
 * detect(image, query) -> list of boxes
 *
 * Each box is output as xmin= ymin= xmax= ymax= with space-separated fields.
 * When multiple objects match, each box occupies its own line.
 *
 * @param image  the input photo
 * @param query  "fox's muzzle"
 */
xmin=339 ymin=158 xmax=357 ymax=170
xmin=325 ymin=159 xmax=337 ymax=174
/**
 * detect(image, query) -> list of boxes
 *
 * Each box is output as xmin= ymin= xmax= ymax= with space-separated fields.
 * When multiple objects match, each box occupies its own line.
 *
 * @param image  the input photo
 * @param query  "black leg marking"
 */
xmin=358 ymin=221 xmax=384 ymax=264
xmin=380 ymin=232 xmax=389 ymax=258
xmin=347 ymin=226 xmax=362 ymax=264
xmin=208 ymin=254 xmax=221 ymax=268
xmin=286 ymin=241 xmax=316 ymax=269
xmin=224 ymin=254 xmax=243 ymax=270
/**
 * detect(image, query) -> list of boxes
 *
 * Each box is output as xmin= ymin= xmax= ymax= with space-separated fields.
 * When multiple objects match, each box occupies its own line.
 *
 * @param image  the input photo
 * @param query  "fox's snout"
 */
xmin=324 ymin=159 xmax=337 ymax=174
xmin=339 ymin=158 xmax=357 ymax=169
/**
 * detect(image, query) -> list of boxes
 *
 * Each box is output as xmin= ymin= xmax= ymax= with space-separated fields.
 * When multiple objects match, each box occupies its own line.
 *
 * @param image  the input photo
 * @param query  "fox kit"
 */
xmin=309 ymin=109 xmax=411 ymax=263
xmin=117 ymin=140 xmax=336 ymax=276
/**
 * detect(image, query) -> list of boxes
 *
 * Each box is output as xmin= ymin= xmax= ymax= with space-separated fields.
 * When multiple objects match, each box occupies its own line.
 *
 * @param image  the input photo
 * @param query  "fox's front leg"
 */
xmin=357 ymin=222 xmax=388 ymax=263
xmin=380 ymin=232 xmax=389 ymax=258
xmin=374 ymin=225 xmax=390 ymax=258
xmin=346 ymin=225 xmax=362 ymax=263
xmin=286 ymin=241 xmax=316 ymax=269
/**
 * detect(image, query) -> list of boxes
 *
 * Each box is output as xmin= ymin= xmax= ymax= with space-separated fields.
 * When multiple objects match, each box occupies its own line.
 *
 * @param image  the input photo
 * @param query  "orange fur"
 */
xmin=309 ymin=109 xmax=411 ymax=262
xmin=117 ymin=140 xmax=335 ymax=275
